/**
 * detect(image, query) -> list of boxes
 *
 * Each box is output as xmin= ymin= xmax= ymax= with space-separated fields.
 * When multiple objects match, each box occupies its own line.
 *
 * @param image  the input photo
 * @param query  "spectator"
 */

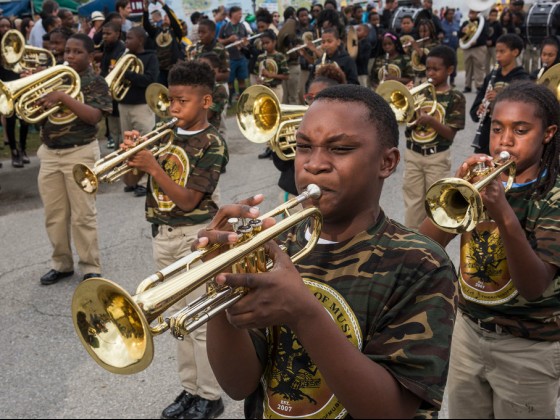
xmin=88 ymin=11 xmax=105 ymax=39
xmin=58 ymin=9 xmax=75 ymax=34
xmin=189 ymin=11 xmax=202 ymax=43
xmin=29 ymin=0 xmax=59 ymax=47
xmin=116 ymin=0 xmax=133 ymax=33
xmin=142 ymin=0 xmax=184 ymax=86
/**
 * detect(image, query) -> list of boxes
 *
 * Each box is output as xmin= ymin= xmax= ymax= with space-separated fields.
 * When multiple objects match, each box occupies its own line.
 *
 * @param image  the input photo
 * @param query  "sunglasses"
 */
xmin=303 ymin=93 xmax=315 ymax=105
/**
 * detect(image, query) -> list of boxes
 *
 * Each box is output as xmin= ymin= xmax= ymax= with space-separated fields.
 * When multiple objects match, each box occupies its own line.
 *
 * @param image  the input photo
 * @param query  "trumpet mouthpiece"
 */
xmin=498 ymin=151 xmax=510 ymax=161
xmin=305 ymin=184 xmax=322 ymax=200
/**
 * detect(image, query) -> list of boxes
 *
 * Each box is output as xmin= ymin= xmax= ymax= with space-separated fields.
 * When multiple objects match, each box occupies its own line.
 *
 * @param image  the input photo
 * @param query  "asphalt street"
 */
xmin=1 ymin=74 xmax=558 ymax=418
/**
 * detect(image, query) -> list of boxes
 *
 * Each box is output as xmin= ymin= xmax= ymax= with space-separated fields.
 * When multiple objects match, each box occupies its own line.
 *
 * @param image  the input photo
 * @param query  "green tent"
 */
xmin=33 ymin=0 xmax=80 ymax=14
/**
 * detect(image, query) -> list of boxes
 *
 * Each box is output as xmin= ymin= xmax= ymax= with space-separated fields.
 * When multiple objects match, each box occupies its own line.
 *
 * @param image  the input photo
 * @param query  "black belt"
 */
xmin=406 ymin=141 xmax=450 ymax=156
xmin=47 ymin=141 xmax=93 ymax=150
xmin=463 ymin=312 xmax=504 ymax=334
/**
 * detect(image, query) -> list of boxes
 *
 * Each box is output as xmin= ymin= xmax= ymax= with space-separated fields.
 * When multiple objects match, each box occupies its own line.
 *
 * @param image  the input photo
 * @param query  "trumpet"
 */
xmin=105 ymin=51 xmax=144 ymax=101
xmin=425 ymin=151 xmax=516 ymax=234
xmin=237 ymin=85 xmax=307 ymax=161
xmin=376 ymin=79 xmax=437 ymax=124
xmin=71 ymin=184 xmax=322 ymax=374
xmin=73 ymin=118 xmax=178 ymax=194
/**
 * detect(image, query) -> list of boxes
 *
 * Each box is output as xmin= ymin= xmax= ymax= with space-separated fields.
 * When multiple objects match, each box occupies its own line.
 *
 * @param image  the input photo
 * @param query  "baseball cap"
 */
xmin=511 ymin=0 xmax=524 ymax=5
xmin=91 ymin=11 xmax=105 ymax=22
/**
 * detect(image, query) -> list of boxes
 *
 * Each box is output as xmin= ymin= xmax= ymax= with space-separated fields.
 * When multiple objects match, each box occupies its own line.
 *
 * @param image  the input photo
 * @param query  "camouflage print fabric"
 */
xmin=195 ymin=39 xmax=230 ymax=75
xmin=41 ymin=67 xmax=112 ymax=148
xmin=249 ymin=211 xmax=458 ymax=418
xmin=459 ymin=176 xmax=560 ymax=341
xmin=370 ymin=54 xmax=414 ymax=86
xmin=145 ymin=124 xmax=229 ymax=226
xmin=209 ymin=83 xmax=228 ymax=130
xmin=255 ymin=51 xmax=289 ymax=88
xmin=405 ymin=88 xmax=466 ymax=147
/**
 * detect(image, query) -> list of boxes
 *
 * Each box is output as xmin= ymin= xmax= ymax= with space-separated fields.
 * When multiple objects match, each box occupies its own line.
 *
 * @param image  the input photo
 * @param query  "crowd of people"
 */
xmin=1 ymin=0 xmax=560 ymax=419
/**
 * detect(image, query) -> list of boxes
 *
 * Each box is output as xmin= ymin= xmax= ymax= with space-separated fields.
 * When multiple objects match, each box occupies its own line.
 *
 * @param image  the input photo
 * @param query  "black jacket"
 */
xmin=100 ymin=40 xmax=126 ymax=78
xmin=143 ymin=4 xmax=184 ymax=71
xmin=314 ymin=48 xmax=359 ymax=85
xmin=121 ymin=50 xmax=160 ymax=105
xmin=470 ymin=65 xmax=530 ymax=153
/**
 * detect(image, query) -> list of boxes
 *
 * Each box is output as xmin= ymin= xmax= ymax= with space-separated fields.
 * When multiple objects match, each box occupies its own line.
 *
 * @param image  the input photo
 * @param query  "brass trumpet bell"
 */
xmin=537 ymin=62 xmax=560 ymax=101
xmin=237 ymin=85 xmax=307 ymax=160
xmin=376 ymin=80 xmax=437 ymax=123
xmin=71 ymin=185 xmax=322 ymax=374
xmin=425 ymin=152 xmax=516 ymax=233
xmin=146 ymin=83 xmax=171 ymax=119
xmin=1 ymin=30 xmax=55 ymax=73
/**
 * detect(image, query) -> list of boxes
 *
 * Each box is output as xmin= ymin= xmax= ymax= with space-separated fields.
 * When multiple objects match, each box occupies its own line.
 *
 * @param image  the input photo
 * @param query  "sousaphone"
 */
xmin=537 ymin=62 xmax=560 ymax=101
xmin=460 ymin=14 xmax=485 ymax=49
xmin=277 ymin=18 xmax=297 ymax=54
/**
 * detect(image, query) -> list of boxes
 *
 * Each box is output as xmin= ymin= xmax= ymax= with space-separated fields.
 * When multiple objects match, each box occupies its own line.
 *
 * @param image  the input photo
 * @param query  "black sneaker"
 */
xmin=22 ymin=151 xmax=30 ymax=164
xmin=183 ymin=397 xmax=224 ymax=419
xmin=11 ymin=150 xmax=23 ymax=168
xmin=134 ymin=185 xmax=147 ymax=197
xmin=124 ymin=184 xmax=137 ymax=193
xmin=161 ymin=391 xmax=197 ymax=419
xmin=463 ymin=87 xmax=472 ymax=93
xmin=258 ymin=147 xmax=273 ymax=159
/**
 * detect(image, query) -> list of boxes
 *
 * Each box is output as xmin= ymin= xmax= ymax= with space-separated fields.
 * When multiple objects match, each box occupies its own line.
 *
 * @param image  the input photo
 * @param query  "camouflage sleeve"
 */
xmin=445 ymin=90 xmax=466 ymax=130
xmin=531 ymin=185 xmax=560 ymax=268
xmin=370 ymin=57 xmax=383 ymax=84
xmin=363 ymin=260 xmax=458 ymax=409
xmin=186 ymin=132 xmax=229 ymax=194
xmin=402 ymin=56 xmax=415 ymax=80
xmin=209 ymin=84 xmax=228 ymax=115
xmin=254 ymin=54 xmax=264 ymax=76
xmin=218 ymin=47 xmax=230 ymax=73
xmin=84 ymin=75 xmax=113 ymax=115
xmin=278 ymin=53 xmax=290 ymax=75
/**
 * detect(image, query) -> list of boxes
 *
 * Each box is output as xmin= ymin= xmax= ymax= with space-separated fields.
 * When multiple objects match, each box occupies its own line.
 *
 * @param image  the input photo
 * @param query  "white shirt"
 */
xmin=29 ymin=19 xmax=46 ymax=48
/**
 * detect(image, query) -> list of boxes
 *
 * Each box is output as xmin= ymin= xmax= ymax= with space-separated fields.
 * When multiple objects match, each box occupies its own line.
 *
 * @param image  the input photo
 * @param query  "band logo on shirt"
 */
xmin=459 ymin=221 xmax=518 ymax=305
xmin=263 ymin=279 xmax=362 ymax=419
xmin=150 ymin=145 xmax=190 ymax=211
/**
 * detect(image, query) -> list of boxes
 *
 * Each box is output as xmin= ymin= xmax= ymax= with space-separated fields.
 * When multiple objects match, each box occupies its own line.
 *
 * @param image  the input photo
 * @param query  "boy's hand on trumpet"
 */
xmin=121 ymin=129 xmax=160 ymax=175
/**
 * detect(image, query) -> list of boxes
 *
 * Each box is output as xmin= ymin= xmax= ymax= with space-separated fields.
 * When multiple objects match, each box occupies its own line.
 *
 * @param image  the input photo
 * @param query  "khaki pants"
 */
xmin=118 ymin=103 xmax=155 ymax=135
xmin=447 ymin=311 xmax=560 ymax=418
xmin=37 ymin=141 xmax=101 ymax=274
xmin=269 ymin=84 xmax=284 ymax=103
xmin=152 ymin=224 xmax=222 ymax=400
xmin=403 ymin=147 xmax=451 ymax=230
xmin=107 ymin=115 xmax=122 ymax=148
xmin=283 ymin=64 xmax=301 ymax=105
xmin=485 ymin=46 xmax=496 ymax=74
xmin=298 ymin=69 xmax=310 ymax=104
xmin=464 ymin=45 xmax=487 ymax=90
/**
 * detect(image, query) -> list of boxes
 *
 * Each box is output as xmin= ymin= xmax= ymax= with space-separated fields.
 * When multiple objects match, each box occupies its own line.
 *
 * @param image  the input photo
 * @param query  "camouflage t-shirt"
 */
xmin=209 ymin=83 xmax=228 ymax=130
xmin=195 ymin=40 xmax=230 ymax=75
xmin=459 ymin=176 xmax=560 ymax=341
xmin=41 ymin=67 xmax=112 ymax=148
xmin=250 ymin=211 xmax=458 ymax=418
xmin=405 ymin=88 xmax=466 ymax=147
xmin=255 ymin=51 xmax=290 ymax=88
xmin=145 ymin=124 xmax=228 ymax=226
xmin=370 ymin=54 xmax=414 ymax=86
